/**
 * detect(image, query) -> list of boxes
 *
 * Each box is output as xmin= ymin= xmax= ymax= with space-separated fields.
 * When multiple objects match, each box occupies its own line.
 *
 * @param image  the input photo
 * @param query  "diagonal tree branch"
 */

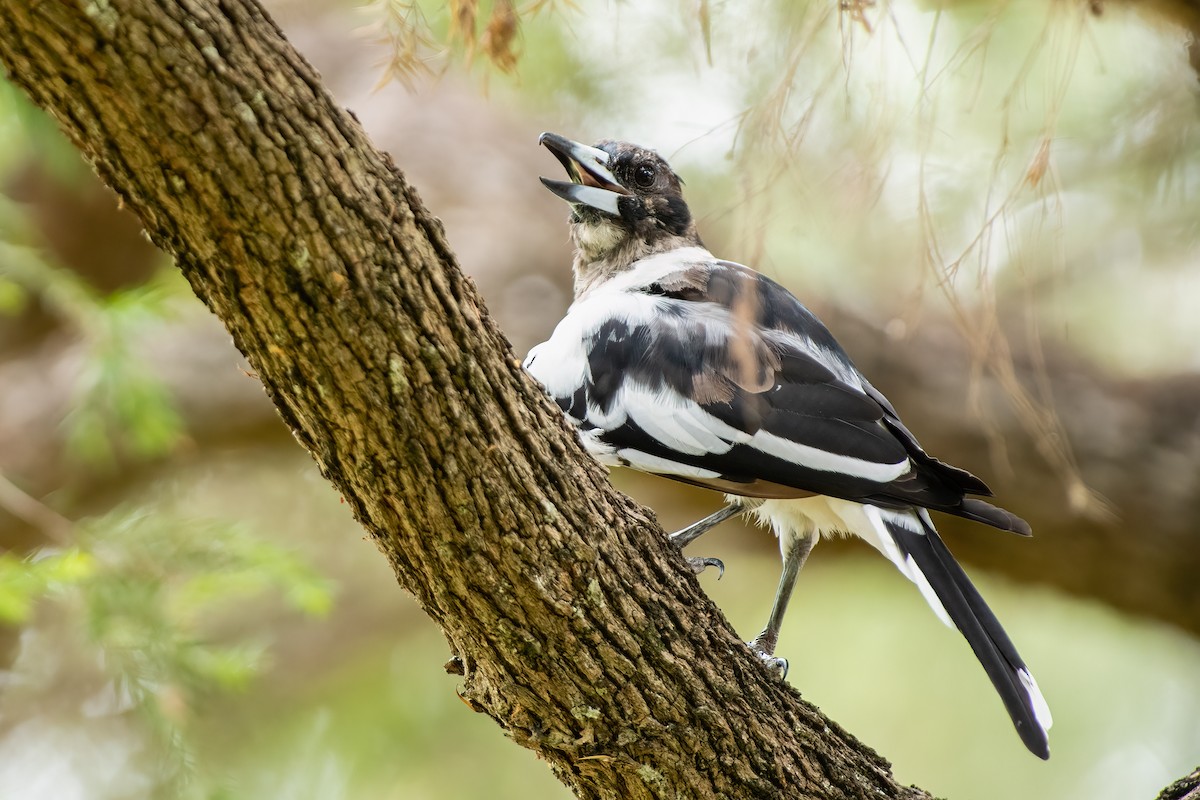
xmin=0 ymin=1 xmax=932 ymax=797
xmin=1157 ymin=766 xmax=1200 ymax=800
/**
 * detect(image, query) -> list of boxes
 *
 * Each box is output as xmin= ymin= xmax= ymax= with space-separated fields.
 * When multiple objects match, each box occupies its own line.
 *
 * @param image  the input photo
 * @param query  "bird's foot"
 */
xmin=748 ymin=647 xmax=789 ymax=678
xmin=754 ymin=652 xmax=789 ymax=678
xmin=748 ymin=633 xmax=788 ymax=678
xmin=670 ymin=504 xmax=741 ymax=579
xmin=684 ymin=556 xmax=725 ymax=578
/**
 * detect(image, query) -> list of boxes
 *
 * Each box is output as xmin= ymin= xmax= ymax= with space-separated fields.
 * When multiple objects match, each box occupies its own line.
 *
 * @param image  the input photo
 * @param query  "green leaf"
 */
xmin=184 ymin=643 xmax=264 ymax=691
xmin=0 ymin=555 xmax=37 ymax=623
xmin=63 ymin=404 xmax=117 ymax=466
xmin=110 ymin=368 xmax=183 ymax=459
xmin=0 ymin=549 xmax=95 ymax=623
xmin=0 ymin=276 xmax=26 ymax=315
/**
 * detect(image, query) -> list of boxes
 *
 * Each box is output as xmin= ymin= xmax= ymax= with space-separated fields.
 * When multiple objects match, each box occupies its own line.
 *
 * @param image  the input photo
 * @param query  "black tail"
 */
xmin=957 ymin=498 xmax=1033 ymax=537
xmin=881 ymin=509 xmax=1051 ymax=759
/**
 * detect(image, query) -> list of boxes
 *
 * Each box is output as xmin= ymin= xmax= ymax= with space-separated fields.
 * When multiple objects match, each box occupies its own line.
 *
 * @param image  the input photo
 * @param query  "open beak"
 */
xmin=539 ymin=132 xmax=628 ymax=216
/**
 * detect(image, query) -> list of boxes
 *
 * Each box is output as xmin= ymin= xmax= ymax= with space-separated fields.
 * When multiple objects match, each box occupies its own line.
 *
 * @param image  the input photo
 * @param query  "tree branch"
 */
xmin=1157 ymin=766 xmax=1200 ymax=800
xmin=0 ymin=1 xmax=932 ymax=797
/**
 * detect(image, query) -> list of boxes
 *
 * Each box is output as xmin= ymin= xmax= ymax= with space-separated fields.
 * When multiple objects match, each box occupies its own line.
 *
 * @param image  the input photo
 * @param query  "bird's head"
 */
xmin=539 ymin=133 xmax=701 ymax=290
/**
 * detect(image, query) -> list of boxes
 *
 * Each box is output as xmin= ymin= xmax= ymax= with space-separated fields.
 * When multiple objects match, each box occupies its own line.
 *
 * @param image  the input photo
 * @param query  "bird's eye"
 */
xmin=634 ymin=164 xmax=656 ymax=188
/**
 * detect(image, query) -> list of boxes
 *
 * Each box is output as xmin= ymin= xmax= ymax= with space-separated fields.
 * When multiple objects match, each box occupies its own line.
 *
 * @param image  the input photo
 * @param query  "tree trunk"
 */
xmin=0 ymin=2 xmax=932 ymax=797
xmin=1156 ymin=766 xmax=1200 ymax=800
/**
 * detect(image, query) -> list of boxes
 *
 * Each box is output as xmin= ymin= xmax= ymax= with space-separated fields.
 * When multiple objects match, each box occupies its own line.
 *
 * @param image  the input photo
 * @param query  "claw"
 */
xmin=758 ymin=652 xmax=789 ymax=679
xmin=748 ymin=631 xmax=789 ymax=678
xmin=670 ymin=505 xmax=740 ymax=581
xmin=686 ymin=556 xmax=725 ymax=579
xmin=747 ymin=644 xmax=789 ymax=679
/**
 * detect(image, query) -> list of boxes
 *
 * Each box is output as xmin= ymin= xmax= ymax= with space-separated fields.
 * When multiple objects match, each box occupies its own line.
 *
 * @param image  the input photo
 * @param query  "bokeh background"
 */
xmin=2 ymin=1 xmax=1199 ymax=798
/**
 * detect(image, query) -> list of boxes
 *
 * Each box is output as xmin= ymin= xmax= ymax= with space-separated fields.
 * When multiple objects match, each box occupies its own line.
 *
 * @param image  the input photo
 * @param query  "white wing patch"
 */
xmin=763 ymin=330 xmax=864 ymax=390
xmin=615 ymin=450 xmax=724 ymax=479
xmin=750 ymin=430 xmax=909 ymax=483
xmin=619 ymin=386 xmax=739 ymax=456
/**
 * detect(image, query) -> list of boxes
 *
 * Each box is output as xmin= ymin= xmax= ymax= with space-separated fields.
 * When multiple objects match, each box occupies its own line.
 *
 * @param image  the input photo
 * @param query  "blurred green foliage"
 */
xmin=0 ymin=193 xmax=187 ymax=465
xmin=0 ymin=79 xmax=89 ymax=185
xmin=75 ymin=510 xmax=332 ymax=787
xmin=0 ymin=508 xmax=333 ymax=798
xmin=0 ymin=76 xmax=334 ymax=799
xmin=62 ymin=275 xmax=188 ymax=466
xmin=0 ymin=548 xmax=94 ymax=623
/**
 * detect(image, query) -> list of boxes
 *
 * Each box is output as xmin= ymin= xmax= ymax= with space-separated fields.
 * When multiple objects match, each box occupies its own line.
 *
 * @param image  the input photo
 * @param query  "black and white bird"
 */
xmin=524 ymin=132 xmax=1053 ymax=759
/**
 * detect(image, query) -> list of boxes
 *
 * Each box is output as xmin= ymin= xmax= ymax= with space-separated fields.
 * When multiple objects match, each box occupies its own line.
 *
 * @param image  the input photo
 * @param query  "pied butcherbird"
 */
xmin=524 ymin=132 xmax=1052 ymax=759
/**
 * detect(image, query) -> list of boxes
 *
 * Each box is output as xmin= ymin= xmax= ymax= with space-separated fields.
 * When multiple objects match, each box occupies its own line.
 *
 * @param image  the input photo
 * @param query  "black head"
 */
xmin=539 ymin=133 xmax=700 ymax=262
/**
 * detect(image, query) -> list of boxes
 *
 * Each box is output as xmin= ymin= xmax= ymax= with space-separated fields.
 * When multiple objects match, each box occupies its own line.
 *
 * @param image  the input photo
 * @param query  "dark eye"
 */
xmin=634 ymin=164 xmax=656 ymax=188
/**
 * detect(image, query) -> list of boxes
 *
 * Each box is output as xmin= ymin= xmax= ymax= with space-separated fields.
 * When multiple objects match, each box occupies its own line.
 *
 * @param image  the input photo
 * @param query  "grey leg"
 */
xmin=749 ymin=532 xmax=816 ymax=678
xmin=670 ymin=503 xmax=743 ymax=548
xmin=669 ymin=502 xmax=743 ymax=577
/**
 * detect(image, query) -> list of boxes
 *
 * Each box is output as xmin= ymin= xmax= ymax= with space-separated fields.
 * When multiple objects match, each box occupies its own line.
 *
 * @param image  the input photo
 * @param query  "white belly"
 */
xmin=746 ymin=495 xmax=875 ymax=551
xmin=740 ymin=495 xmax=952 ymax=626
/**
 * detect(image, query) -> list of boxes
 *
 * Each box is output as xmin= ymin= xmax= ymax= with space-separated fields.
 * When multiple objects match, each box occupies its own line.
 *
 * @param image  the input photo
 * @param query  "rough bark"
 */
xmin=0 ymin=2 xmax=930 ymax=798
xmin=1157 ymin=766 xmax=1200 ymax=800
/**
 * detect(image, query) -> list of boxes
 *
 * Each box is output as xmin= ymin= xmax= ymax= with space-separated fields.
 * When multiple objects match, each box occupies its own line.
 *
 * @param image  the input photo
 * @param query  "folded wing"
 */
xmin=524 ymin=258 xmax=1027 ymax=534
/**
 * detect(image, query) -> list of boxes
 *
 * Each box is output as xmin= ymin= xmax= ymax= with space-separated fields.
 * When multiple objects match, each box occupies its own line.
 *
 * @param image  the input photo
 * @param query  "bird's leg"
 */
xmin=670 ymin=503 xmax=742 ymax=548
xmin=749 ymin=531 xmax=815 ymax=678
xmin=669 ymin=502 xmax=743 ymax=577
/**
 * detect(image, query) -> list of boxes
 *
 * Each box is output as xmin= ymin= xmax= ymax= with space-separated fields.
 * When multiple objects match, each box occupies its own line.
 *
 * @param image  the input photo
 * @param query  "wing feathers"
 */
xmin=769 ymin=382 xmax=882 ymax=421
